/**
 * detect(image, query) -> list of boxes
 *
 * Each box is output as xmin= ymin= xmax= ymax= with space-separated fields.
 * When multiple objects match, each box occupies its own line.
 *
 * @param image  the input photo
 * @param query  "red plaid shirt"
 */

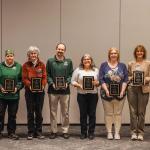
xmin=22 ymin=59 xmax=47 ymax=89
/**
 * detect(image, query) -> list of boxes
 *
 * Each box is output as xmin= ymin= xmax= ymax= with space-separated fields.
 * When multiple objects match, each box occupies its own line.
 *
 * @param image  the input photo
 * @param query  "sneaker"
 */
xmin=80 ymin=134 xmax=87 ymax=139
xmin=35 ymin=132 xmax=45 ymax=139
xmin=137 ymin=134 xmax=144 ymax=141
xmin=8 ymin=133 xmax=19 ymax=140
xmin=114 ymin=133 xmax=120 ymax=140
xmin=88 ymin=134 xmax=95 ymax=140
xmin=27 ymin=133 xmax=33 ymax=140
xmin=107 ymin=132 xmax=113 ymax=140
xmin=131 ymin=133 xmax=137 ymax=140
xmin=49 ymin=133 xmax=57 ymax=139
xmin=62 ymin=133 xmax=70 ymax=139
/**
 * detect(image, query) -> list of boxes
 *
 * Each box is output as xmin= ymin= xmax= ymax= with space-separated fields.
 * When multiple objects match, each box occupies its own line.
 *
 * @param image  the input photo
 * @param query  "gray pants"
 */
xmin=48 ymin=94 xmax=70 ymax=134
xmin=127 ymin=86 xmax=149 ymax=135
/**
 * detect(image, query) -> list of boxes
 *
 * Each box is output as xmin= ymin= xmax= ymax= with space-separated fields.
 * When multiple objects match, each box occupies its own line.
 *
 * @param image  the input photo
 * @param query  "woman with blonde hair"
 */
xmin=99 ymin=47 xmax=128 ymax=140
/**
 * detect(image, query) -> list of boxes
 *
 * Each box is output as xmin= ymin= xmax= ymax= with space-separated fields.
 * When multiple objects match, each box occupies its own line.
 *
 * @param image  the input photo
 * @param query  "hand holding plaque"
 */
xmin=133 ymin=71 xmax=144 ymax=85
xmin=31 ymin=77 xmax=42 ymax=91
xmin=4 ymin=79 xmax=15 ymax=92
xmin=83 ymin=76 xmax=94 ymax=90
xmin=109 ymin=83 xmax=120 ymax=96
xmin=55 ymin=77 xmax=66 ymax=89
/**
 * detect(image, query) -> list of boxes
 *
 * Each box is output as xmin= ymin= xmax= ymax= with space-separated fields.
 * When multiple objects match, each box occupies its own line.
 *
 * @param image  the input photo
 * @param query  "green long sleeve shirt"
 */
xmin=0 ymin=61 xmax=23 ymax=100
xmin=46 ymin=56 xmax=73 ymax=94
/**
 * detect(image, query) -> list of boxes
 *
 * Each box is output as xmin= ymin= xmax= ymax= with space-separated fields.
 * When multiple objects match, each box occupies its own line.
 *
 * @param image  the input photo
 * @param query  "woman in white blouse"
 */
xmin=71 ymin=54 xmax=99 ymax=140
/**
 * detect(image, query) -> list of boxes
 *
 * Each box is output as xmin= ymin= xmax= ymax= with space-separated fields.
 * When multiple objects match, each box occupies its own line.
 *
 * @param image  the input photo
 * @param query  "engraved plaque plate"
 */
xmin=109 ymin=83 xmax=120 ymax=96
xmin=133 ymin=71 xmax=144 ymax=85
xmin=31 ymin=77 xmax=42 ymax=91
xmin=83 ymin=76 xmax=94 ymax=90
xmin=4 ymin=79 xmax=15 ymax=92
xmin=55 ymin=77 xmax=66 ymax=89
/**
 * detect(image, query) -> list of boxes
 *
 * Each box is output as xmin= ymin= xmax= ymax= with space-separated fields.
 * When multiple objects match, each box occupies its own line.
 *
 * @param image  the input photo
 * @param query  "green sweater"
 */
xmin=0 ymin=61 xmax=23 ymax=100
xmin=46 ymin=56 xmax=73 ymax=94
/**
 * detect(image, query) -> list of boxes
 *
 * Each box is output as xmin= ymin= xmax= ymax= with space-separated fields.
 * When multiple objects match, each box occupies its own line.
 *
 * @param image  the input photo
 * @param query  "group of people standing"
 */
xmin=0 ymin=43 xmax=149 ymax=142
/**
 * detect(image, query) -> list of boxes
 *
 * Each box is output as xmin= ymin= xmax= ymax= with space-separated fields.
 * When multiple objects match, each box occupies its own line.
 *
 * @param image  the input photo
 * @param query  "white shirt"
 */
xmin=71 ymin=67 xmax=99 ymax=94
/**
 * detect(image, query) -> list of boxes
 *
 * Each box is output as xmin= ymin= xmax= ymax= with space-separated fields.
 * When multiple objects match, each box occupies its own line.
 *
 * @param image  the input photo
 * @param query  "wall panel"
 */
xmin=2 ymin=0 xmax=60 ymax=123
xmin=61 ymin=0 xmax=120 ymax=123
xmin=120 ymin=0 xmax=150 ymax=123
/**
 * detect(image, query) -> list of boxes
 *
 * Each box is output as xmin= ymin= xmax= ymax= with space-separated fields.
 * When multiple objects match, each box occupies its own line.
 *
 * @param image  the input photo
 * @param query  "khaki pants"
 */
xmin=48 ymin=94 xmax=70 ymax=133
xmin=127 ymin=86 xmax=149 ymax=135
xmin=102 ymin=99 xmax=125 ymax=134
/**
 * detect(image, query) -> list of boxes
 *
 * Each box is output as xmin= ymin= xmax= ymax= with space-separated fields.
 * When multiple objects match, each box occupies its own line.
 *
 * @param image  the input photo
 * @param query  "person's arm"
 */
xmin=42 ymin=62 xmax=47 ymax=89
xmin=120 ymin=64 xmax=128 ymax=97
xmin=22 ymin=63 xmax=31 ymax=88
xmin=92 ymin=68 xmax=99 ymax=87
xmin=66 ymin=60 xmax=73 ymax=86
xmin=99 ymin=63 xmax=110 ymax=97
xmin=144 ymin=61 xmax=150 ymax=84
xmin=128 ymin=62 xmax=133 ymax=83
xmin=46 ymin=59 xmax=54 ymax=86
xmin=16 ymin=64 xmax=23 ymax=91
xmin=71 ymin=68 xmax=82 ymax=89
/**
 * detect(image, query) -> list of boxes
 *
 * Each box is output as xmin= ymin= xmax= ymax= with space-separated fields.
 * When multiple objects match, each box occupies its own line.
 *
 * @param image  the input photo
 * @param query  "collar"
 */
xmin=4 ymin=61 xmax=15 ymax=68
xmin=55 ymin=55 xmax=65 ymax=62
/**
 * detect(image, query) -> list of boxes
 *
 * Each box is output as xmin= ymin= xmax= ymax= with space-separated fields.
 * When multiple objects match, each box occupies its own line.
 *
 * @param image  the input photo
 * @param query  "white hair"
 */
xmin=27 ymin=46 xmax=40 ymax=56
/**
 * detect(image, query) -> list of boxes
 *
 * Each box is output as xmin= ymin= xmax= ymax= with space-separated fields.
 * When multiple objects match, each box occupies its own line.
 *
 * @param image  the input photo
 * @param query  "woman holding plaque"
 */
xmin=127 ymin=45 xmax=150 ymax=141
xmin=0 ymin=49 xmax=22 ymax=140
xmin=71 ymin=54 xmax=99 ymax=140
xmin=22 ymin=46 xmax=47 ymax=140
xmin=99 ymin=47 xmax=128 ymax=140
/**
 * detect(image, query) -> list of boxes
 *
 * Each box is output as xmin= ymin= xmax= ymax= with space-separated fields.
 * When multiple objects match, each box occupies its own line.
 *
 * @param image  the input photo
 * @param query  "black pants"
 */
xmin=0 ymin=99 xmax=19 ymax=134
xmin=25 ymin=90 xmax=44 ymax=134
xmin=77 ymin=93 xmax=98 ymax=135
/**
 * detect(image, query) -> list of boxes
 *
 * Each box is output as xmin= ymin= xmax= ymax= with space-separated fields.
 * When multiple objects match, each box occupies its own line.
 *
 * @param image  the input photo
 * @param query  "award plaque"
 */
xmin=4 ymin=79 xmax=15 ymax=92
xmin=83 ymin=76 xmax=94 ymax=90
xmin=133 ymin=71 xmax=144 ymax=85
xmin=31 ymin=77 xmax=42 ymax=91
xmin=109 ymin=83 xmax=120 ymax=96
xmin=55 ymin=77 xmax=66 ymax=89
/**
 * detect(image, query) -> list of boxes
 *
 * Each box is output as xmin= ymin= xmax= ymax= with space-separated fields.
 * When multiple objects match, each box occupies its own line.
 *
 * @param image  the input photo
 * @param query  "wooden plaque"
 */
xmin=109 ymin=83 xmax=120 ymax=96
xmin=55 ymin=77 xmax=66 ymax=89
xmin=133 ymin=71 xmax=144 ymax=85
xmin=4 ymin=79 xmax=15 ymax=92
xmin=31 ymin=77 xmax=42 ymax=91
xmin=83 ymin=76 xmax=94 ymax=90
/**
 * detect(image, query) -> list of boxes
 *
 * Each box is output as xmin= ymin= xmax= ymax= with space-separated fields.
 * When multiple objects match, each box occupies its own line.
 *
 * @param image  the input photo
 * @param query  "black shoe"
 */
xmin=35 ymin=132 xmax=45 ymax=139
xmin=27 ymin=133 xmax=34 ymax=140
xmin=8 ymin=133 xmax=19 ymax=140
xmin=80 ymin=134 xmax=87 ymax=139
xmin=62 ymin=133 xmax=70 ymax=139
xmin=88 ymin=134 xmax=95 ymax=140
xmin=49 ymin=133 xmax=57 ymax=139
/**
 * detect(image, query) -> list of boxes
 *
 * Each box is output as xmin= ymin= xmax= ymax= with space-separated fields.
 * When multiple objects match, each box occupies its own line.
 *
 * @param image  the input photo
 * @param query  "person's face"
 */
xmin=109 ymin=49 xmax=119 ymax=62
xmin=5 ymin=54 xmax=14 ymax=65
xmin=135 ymin=49 xmax=144 ymax=60
xmin=29 ymin=51 xmax=38 ymax=61
xmin=56 ymin=44 xmax=66 ymax=57
xmin=83 ymin=55 xmax=92 ymax=69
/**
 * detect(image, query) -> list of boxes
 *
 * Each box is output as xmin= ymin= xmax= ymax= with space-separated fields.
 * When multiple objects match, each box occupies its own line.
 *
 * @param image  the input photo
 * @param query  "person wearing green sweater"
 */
xmin=0 ymin=49 xmax=23 ymax=140
xmin=46 ymin=43 xmax=73 ymax=139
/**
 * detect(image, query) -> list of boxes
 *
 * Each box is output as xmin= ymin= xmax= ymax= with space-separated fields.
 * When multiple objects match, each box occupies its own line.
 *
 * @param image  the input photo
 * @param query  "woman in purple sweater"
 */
xmin=99 ymin=47 xmax=128 ymax=140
